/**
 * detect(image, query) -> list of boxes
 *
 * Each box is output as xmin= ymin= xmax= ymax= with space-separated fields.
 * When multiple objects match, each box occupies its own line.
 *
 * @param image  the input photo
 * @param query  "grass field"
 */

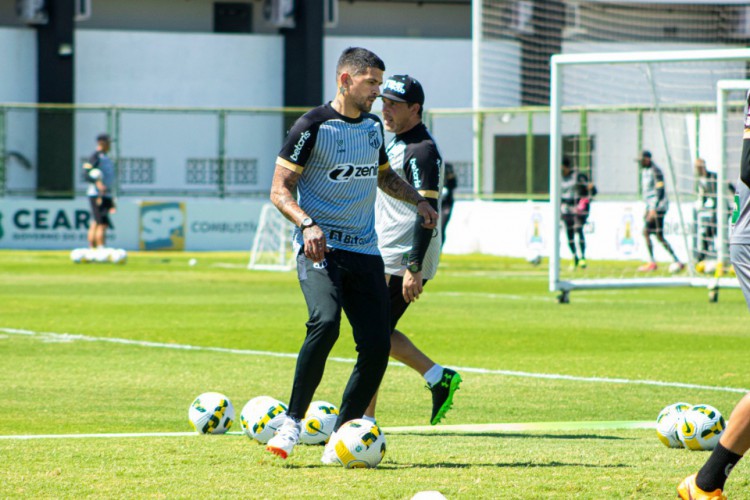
xmin=1 ymin=250 xmax=749 ymax=498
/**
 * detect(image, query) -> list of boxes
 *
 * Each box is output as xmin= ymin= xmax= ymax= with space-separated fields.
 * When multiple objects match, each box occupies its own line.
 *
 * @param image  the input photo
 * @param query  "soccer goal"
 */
xmin=247 ymin=203 xmax=295 ymax=271
xmin=549 ymin=48 xmax=750 ymax=303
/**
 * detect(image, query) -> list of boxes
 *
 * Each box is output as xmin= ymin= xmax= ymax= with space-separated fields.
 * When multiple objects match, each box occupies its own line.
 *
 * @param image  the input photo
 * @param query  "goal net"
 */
xmin=248 ymin=203 xmax=295 ymax=271
xmin=549 ymin=49 xmax=750 ymax=301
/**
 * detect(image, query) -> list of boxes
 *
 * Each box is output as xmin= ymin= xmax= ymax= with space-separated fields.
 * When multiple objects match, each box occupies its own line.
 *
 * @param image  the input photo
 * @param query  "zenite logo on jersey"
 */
xmin=290 ymin=131 xmax=311 ymax=162
xmin=328 ymin=163 xmax=379 ymax=183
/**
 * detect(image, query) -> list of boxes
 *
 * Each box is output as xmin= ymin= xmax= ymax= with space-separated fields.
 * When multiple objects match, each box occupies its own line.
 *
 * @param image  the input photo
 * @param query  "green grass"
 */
xmin=1 ymin=250 xmax=749 ymax=498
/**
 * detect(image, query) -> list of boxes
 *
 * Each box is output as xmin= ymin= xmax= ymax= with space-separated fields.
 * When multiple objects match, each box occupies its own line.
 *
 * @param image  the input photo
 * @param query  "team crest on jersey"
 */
xmin=328 ymin=163 xmax=378 ymax=183
xmin=368 ymin=130 xmax=381 ymax=149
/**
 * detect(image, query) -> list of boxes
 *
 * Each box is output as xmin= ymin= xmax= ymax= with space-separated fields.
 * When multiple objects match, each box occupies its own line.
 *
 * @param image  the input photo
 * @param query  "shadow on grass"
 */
xmin=391 ymin=432 xmax=629 ymax=441
xmin=283 ymin=461 xmax=631 ymax=470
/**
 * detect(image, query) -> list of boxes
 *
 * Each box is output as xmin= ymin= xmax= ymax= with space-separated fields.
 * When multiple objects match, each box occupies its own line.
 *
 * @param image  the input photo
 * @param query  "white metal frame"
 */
xmin=549 ymin=49 xmax=750 ymax=298
xmin=247 ymin=203 xmax=295 ymax=271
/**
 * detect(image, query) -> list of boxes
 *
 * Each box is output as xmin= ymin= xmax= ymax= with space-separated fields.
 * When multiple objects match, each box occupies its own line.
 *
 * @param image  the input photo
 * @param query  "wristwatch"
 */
xmin=299 ymin=217 xmax=316 ymax=231
xmin=407 ymin=262 xmax=422 ymax=273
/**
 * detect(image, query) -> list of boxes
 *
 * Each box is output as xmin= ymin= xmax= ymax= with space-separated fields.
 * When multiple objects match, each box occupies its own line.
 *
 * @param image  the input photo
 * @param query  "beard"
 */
xmin=352 ymin=94 xmax=374 ymax=113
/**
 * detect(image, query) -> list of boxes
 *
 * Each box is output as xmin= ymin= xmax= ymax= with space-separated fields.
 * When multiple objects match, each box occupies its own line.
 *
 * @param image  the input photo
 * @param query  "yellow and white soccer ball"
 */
xmin=677 ymin=404 xmax=726 ymax=451
xmin=300 ymin=400 xmax=339 ymax=445
xmin=239 ymin=396 xmax=288 ymax=444
xmin=328 ymin=418 xmax=386 ymax=469
xmin=110 ymin=248 xmax=128 ymax=264
xmin=655 ymin=402 xmax=692 ymax=448
xmin=188 ymin=392 xmax=235 ymax=435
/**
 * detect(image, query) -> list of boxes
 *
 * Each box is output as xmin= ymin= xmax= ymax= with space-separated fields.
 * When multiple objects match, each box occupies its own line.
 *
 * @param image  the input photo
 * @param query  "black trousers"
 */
xmin=289 ymin=248 xmax=391 ymax=430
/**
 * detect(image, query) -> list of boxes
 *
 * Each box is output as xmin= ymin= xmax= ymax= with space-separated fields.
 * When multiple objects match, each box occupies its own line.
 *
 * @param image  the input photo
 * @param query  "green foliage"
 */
xmin=0 ymin=251 xmax=748 ymax=498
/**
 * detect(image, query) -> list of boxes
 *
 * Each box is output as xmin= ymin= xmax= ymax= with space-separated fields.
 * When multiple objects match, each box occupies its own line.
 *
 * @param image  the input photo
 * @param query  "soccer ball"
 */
xmin=110 ymin=248 xmax=128 ymax=264
xmin=300 ymin=400 xmax=339 ymax=445
xmin=88 ymin=168 xmax=102 ymax=180
xmin=188 ymin=392 xmax=235 ymax=434
xmin=655 ymin=402 xmax=692 ymax=448
xmin=70 ymin=248 xmax=86 ymax=263
xmin=327 ymin=418 xmax=386 ymax=468
xmin=668 ymin=261 xmax=685 ymax=274
xmin=239 ymin=396 xmax=288 ymax=444
xmin=678 ymin=404 xmax=726 ymax=451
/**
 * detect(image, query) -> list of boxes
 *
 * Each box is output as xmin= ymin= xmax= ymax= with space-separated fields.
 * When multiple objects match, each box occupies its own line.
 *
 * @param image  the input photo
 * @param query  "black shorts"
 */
xmin=388 ymin=274 xmax=429 ymax=332
xmin=89 ymin=196 xmax=113 ymax=225
xmin=562 ymin=212 xmax=587 ymax=231
xmin=645 ymin=211 xmax=666 ymax=236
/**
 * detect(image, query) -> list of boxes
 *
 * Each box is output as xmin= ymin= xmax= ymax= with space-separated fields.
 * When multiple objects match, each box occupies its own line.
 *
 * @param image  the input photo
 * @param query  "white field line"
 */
xmin=0 ymin=421 xmax=657 ymax=441
xmin=431 ymin=291 xmax=659 ymax=305
xmin=1 ymin=327 xmax=747 ymax=395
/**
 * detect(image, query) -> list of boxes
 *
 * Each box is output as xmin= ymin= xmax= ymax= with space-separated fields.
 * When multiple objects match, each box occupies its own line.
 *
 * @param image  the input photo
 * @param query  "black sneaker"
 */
xmin=429 ymin=368 xmax=462 ymax=425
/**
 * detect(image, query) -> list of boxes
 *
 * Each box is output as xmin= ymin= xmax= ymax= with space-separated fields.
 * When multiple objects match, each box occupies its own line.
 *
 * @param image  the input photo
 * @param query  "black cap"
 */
xmin=96 ymin=133 xmax=111 ymax=142
xmin=641 ymin=150 xmax=652 ymax=159
xmin=380 ymin=75 xmax=425 ymax=106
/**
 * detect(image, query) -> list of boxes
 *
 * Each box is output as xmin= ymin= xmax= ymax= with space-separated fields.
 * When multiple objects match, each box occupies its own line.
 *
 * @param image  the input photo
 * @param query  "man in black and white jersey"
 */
xmin=266 ymin=48 xmax=438 ymax=462
xmin=676 ymin=90 xmax=750 ymax=500
xmin=363 ymin=75 xmax=461 ymax=427
xmin=637 ymin=150 xmax=684 ymax=273
xmin=83 ymin=133 xmax=116 ymax=249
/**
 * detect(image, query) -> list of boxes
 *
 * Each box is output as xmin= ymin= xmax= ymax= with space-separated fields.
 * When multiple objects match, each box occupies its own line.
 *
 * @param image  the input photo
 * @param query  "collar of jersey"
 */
xmin=326 ymin=101 xmax=367 ymax=124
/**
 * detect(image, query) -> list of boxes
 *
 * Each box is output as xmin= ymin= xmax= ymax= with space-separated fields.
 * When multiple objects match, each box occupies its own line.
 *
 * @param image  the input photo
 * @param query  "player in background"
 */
xmin=82 ymin=133 xmax=116 ymax=249
xmin=265 ymin=48 xmax=438 ymax=461
xmin=363 ymin=75 xmax=462 ymax=426
xmin=560 ymin=156 xmax=596 ymax=270
xmin=440 ymin=162 xmax=457 ymax=247
xmin=694 ymin=157 xmax=719 ymax=263
xmin=637 ymin=150 xmax=684 ymax=272
xmin=676 ymin=92 xmax=750 ymax=500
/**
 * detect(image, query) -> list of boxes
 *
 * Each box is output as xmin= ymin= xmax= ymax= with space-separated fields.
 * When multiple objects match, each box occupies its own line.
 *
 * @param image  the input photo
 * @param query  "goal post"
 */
xmin=549 ymin=48 xmax=750 ymax=301
xmin=248 ymin=203 xmax=295 ymax=271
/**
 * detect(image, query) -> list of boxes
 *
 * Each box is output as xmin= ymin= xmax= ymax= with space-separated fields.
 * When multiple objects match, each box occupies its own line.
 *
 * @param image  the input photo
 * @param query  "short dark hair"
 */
xmin=336 ymin=47 xmax=385 ymax=77
xmin=96 ymin=133 xmax=111 ymax=142
xmin=562 ymin=156 xmax=572 ymax=168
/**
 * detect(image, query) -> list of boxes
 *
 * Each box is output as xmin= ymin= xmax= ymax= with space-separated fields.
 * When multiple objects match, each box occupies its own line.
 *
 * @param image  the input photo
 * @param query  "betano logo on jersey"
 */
xmin=327 ymin=163 xmax=379 ymax=183
xmin=290 ymin=130 xmax=311 ymax=162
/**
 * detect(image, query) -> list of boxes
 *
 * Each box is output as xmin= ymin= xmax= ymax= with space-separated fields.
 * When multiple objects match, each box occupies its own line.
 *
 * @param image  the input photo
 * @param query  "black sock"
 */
xmin=695 ymin=442 xmax=743 ymax=491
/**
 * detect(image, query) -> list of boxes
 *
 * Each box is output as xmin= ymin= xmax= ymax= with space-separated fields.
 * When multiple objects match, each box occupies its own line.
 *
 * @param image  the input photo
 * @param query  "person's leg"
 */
xmin=87 ymin=197 xmax=99 ymax=248
xmin=563 ymin=213 xmax=578 ymax=265
xmin=267 ymin=251 xmax=343 ymax=459
xmin=678 ymin=244 xmax=750 ymax=497
xmin=95 ymin=223 xmax=108 ymax=247
xmin=575 ymin=214 xmax=587 ymax=266
xmin=287 ymin=252 xmax=343 ymax=421
xmin=335 ymin=252 xmax=391 ymax=429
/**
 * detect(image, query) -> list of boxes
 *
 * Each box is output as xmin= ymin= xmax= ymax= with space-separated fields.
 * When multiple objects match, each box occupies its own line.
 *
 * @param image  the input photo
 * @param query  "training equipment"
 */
xmin=239 ymin=396 xmax=288 ymax=444
xmin=678 ymin=404 xmax=726 ymax=451
xmin=248 ymin=203 xmax=295 ymax=271
xmin=677 ymin=474 xmax=727 ymax=500
xmin=668 ymin=262 xmax=685 ymax=274
xmin=655 ymin=402 xmax=691 ymax=448
xmin=547 ymin=49 xmax=750 ymax=303
xmin=299 ymin=400 xmax=339 ymax=445
xmin=188 ymin=392 xmax=234 ymax=434
xmin=70 ymin=248 xmax=86 ymax=263
xmin=70 ymin=247 xmax=128 ymax=265
xmin=430 ymin=368 xmax=462 ymax=425
xmin=327 ymin=418 xmax=386 ymax=468
xmin=87 ymin=167 xmax=102 ymax=181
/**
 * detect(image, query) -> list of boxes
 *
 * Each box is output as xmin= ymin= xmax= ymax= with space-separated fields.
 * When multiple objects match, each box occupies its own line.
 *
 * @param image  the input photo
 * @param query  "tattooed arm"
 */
xmin=378 ymin=167 xmax=438 ymax=229
xmin=270 ymin=164 xmax=327 ymax=262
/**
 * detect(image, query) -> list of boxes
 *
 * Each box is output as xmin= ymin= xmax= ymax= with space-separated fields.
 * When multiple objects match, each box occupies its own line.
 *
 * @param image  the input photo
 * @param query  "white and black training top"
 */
xmin=376 ymin=122 xmax=443 ymax=279
xmin=85 ymin=150 xmax=116 ymax=198
xmin=731 ymin=90 xmax=750 ymax=245
xmin=276 ymin=102 xmax=389 ymax=255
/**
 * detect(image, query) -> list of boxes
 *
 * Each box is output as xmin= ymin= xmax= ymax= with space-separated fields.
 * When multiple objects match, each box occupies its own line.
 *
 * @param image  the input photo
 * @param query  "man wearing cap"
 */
xmin=364 ymin=74 xmax=462 ymax=427
xmin=638 ymin=150 xmax=684 ymax=272
xmin=266 ymin=48 xmax=438 ymax=462
xmin=82 ymin=133 xmax=116 ymax=249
